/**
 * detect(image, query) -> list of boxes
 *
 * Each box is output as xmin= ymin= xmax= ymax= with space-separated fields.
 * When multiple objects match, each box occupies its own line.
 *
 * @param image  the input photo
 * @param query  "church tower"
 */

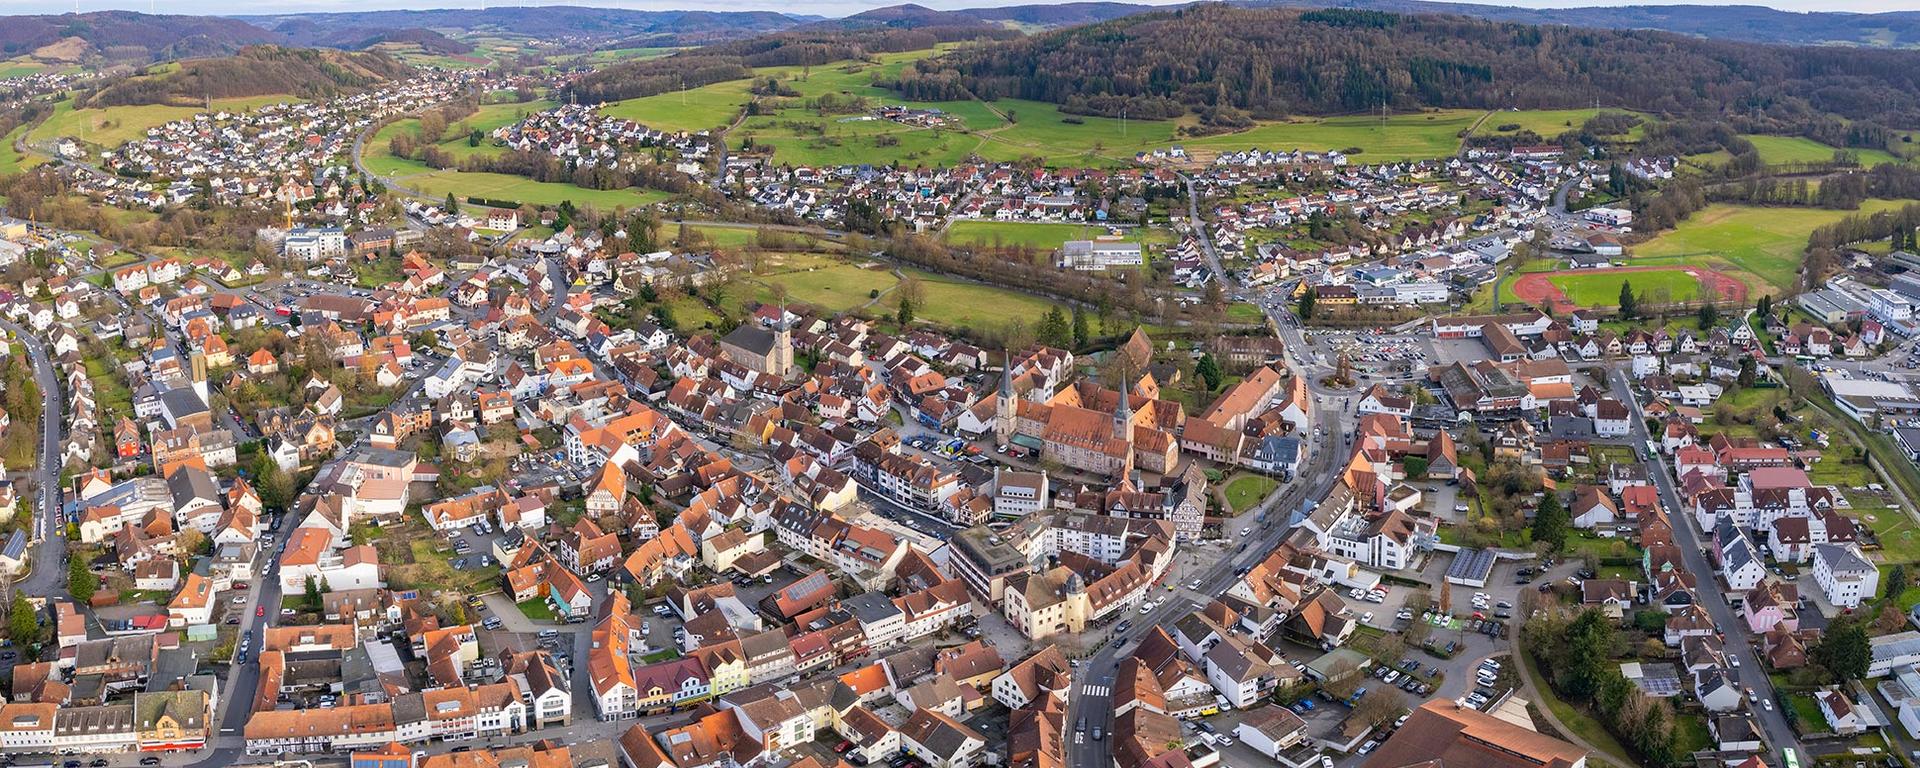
xmin=772 ymin=315 xmax=794 ymax=379
xmin=1112 ymin=376 xmax=1133 ymax=445
xmin=994 ymin=352 xmax=1016 ymax=445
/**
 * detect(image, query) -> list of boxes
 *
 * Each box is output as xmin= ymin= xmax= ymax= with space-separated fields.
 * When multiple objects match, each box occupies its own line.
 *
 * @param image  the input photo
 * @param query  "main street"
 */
xmin=1064 ymin=174 xmax=1349 ymax=768
xmin=1613 ymin=374 xmax=1802 ymax=757
xmin=0 ymin=317 xmax=66 ymax=602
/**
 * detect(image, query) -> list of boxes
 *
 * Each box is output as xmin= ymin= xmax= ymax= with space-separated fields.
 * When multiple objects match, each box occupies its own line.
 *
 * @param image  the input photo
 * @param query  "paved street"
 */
xmin=0 ymin=317 xmax=66 ymax=602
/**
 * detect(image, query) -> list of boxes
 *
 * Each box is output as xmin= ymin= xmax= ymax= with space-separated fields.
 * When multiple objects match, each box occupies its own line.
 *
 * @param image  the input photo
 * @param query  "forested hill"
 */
xmin=84 ymin=46 xmax=416 ymax=107
xmin=562 ymin=24 xmax=1017 ymax=106
xmin=893 ymin=5 xmax=1920 ymax=129
xmin=1247 ymin=0 xmax=1920 ymax=49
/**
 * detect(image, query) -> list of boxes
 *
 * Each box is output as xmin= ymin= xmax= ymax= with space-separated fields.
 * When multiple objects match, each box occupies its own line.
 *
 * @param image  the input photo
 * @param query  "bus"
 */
xmin=1781 ymin=747 xmax=1801 ymax=768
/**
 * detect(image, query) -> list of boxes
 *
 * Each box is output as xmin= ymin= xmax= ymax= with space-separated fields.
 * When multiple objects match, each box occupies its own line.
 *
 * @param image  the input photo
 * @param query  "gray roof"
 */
xmin=1815 ymin=543 xmax=1875 ymax=575
xmin=722 ymin=324 xmax=777 ymax=357
xmin=844 ymin=591 xmax=903 ymax=625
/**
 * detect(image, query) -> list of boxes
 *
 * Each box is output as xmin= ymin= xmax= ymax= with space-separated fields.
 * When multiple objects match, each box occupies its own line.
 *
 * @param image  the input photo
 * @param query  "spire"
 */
xmin=999 ymin=350 xmax=1015 ymax=400
xmin=1113 ymin=377 xmax=1132 ymax=443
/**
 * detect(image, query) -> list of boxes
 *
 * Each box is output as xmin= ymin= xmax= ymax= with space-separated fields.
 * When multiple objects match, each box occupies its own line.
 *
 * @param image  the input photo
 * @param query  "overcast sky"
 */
xmin=8 ymin=0 xmax=1917 ymax=17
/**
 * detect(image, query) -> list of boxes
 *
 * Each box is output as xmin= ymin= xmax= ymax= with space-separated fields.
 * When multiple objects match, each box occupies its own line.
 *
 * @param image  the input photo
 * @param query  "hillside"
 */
xmin=240 ymin=7 xmax=811 ymax=47
xmin=1246 ymin=0 xmax=1920 ymax=49
xmin=563 ymin=23 xmax=1016 ymax=106
xmin=84 ymin=46 xmax=415 ymax=108
xmin=0 ymin=11 xmax=277 ymax=63
xmin=901 ymin=5 xmax=1920 ymax=129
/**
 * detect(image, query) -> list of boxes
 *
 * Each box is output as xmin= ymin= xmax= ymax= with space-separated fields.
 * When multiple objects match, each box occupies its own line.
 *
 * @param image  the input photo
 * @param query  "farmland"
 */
xmin=945 ymin=221 xmax=1135 ymax=250
xmin=1631 ymin=200 xmax=1912 ymax=293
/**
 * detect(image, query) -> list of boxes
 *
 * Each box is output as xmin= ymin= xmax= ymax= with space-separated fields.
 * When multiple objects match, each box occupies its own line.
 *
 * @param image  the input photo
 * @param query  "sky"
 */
xmin=6 ymin=0 xmax=1918 ymax=17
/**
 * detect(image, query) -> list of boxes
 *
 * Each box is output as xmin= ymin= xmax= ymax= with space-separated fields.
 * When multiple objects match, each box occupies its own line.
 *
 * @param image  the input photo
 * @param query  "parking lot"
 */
xmin=1306 ymin=329 xmax=1434 ymax=380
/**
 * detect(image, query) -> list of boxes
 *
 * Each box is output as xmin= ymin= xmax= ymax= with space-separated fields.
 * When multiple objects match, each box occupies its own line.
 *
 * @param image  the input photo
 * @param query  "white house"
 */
xmin=1812 ymin=543 xmax=1879 ymax=610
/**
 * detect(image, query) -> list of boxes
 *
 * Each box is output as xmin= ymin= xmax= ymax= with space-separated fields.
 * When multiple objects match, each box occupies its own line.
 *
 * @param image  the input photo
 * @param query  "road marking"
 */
xmin=1079 ymin=684 xmax=1109 ymax=698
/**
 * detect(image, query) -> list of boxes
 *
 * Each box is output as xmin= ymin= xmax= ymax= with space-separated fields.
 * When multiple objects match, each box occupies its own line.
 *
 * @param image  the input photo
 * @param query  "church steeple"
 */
xmin=994 ymin=350 xmax=1017 ymax=445
xmin=1113 ymin=375 xmax=1133 ymax=444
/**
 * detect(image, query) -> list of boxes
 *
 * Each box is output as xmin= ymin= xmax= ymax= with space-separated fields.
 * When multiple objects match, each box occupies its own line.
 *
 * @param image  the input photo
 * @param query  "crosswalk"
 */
xmin=1079 ymin=684 xmax=1110 ymax=698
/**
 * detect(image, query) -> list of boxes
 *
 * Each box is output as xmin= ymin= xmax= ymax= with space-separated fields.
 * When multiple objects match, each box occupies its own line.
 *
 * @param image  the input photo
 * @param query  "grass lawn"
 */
xmin=1223 ymin=474 xmax=1278 ymax=513
xmin=900 ymin=268 xmax=1056 ymax=330
xmin=599 ymin=79 xmax=756 ymax=133
xmin=29 ymin=95 xmax=300 ymax=148
xmin=1672 ymin=714 xmax=1713 ymax=757
xmin=1564 ymin=533 xmax=1642 ymax=563
xmin=755 ymin=260 xmax=897 ymax=314
xmin=1742 ymin=135 xmax=1902 ymax=167
xmin=1171 ymin=109 xmax=1482 ymax=163
xmin=1787 ymin=693 xmax=1825 ymax=729
xmin=975 ymin=98 xmax=1169 ymax=166
xmin=401 ymin=169 xmax=669 ymax=210
xmin=1226 ymin=303 xmax=1265 ymax=323
xmin=1862 ymin=507 xmax=1920 ymax=566
xmin=517 ymin=598 xmax=556 ymax=622
xmin=1545 ymin=269 xmax=1700 ymax=307
xmin=0 ymin=124 xmax=37 ymax=176
xmin=1632 ymin=200 xmax=1914 ymax=293
xmin=641 ymin=648 xmax=681 ymax=663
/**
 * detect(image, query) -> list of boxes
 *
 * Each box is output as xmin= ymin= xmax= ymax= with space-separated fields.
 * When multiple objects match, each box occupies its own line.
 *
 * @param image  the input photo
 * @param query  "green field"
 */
xmin=945 ymin=221 xmax=1133 ymax=250
xmin=1742 ymin=134 xmax=1902 ymax=167
xmin=732 ymin=53 xmax=1006 ymax=167
xmin=0 ymin=124 xmax=36 ymax=176
xmin=899 ymin=268 xmax=1054 ymax=329
xmin=1170 ymin=109 xmax=1481 ymax=163
xmin=400 ymin=169 xmax=669 ymax=209
xmin=1477 ymin=109 xmax=1604 ymax=138
xmin=28 ymin=95 xmax=300 ymax=148
xmin=755 ymin=260 xmax=899 ymax=313
xmin=1547 ymin=270 xmax=1700 ymax=306
xmin=1633 ymin=200 xmax=1912 ymax=292
xmin=1223 ymin=474 xmax=1278 ymax=512
xmin=599 ymin=79 xmax=756 ymax=133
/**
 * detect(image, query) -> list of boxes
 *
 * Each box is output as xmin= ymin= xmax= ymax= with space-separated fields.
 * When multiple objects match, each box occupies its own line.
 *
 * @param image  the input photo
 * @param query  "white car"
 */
xmin=1361 ymin=612 xmax=1374 ymax=624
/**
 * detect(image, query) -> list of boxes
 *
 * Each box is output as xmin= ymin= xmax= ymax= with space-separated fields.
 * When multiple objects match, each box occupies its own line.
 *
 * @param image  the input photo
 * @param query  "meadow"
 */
xmin=944 ymin=220 xmax=1134 ymax=250
xmin=1631 ymin=200 xmax=1913 ymax=293
xmin=1169 ymin=109 xmax=1481 ymax=163
xmin=1740 ymin=134 xmax=1902 ymax=167
xmin=367 ymin=98 xmax=558 ymax=171
xmin=28 ymin=95 xmax=301 ymax=149
xmin=598 ymin=79 xmax=758 ymax=133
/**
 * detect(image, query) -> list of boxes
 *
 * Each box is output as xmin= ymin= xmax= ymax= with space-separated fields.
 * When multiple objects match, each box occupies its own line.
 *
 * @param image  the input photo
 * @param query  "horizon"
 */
xmin=7 ymin=0 xmax=1918 ymax=19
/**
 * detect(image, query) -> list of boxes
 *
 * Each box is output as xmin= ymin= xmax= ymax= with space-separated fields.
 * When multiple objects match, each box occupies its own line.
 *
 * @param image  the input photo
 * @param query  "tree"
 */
xmin=1038 ymin=307 xmax=1072 ymax=348
xmin=1195 ymin=354 xmax=1223 ymax=392
xmin=8 ymin=593 xmax=38 ymax=652
xmin=443 ymin=193 xmax=459 ymax=214
xmin=1890 ymin=564 xmax=1910 ymax=600
xmin=304 ymin=576 xmax=323 ymax=613
xmin=1350 ymin=688 xmax=1407 ymax=729
xmin=68 ymin=558 xmax=98 ymax=602
xmin=1697 ymin=301 xmax=1718 ymax=329
xmin=896 ymin=295 xmax=915 ymax=327
xmin=1561 ymin=609 xmax=1617 ymax=699
xmin=1757 ymin=294 xmax=1773 ymax=318
xmin=1813 ymin=616 xmax=1871 ymax=683
xmin=1531 ymin=491 xmax=1570 ymax=551
xmin=1071 ymin=305 xmax=1090 ymax=348
xmin=1737 ymin=357 xmax=1757 ymax=388
xmin=1297 ymin=289 xmax=1316 ymax=320
xmin=1618 ymin=280 xmax=1638 ymax=319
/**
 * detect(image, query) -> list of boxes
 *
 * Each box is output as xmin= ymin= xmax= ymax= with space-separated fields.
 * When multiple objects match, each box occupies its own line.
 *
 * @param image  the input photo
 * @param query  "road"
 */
xmin=1613 ymin=374 xmax=1802 ymax=754
xmin=1066 ymin=174 xmax=1345 ymax=768
xmin=0 ymin=318 xmax=66 ymax=601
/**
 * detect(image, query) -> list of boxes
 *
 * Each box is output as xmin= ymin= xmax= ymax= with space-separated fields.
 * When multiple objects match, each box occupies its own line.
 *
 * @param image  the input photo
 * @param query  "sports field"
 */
xmin=1548 ymin=270 xmax=1699 ymax=306
xmin=1633 ymin=200 xmax=1912 ymax=292
xmin=755 ymin=260 xmax=898 ymax=313
xmin=28 ymin=95 xmax=300 ymax=148
xmin=946 ymin=221 xmax=1126 ymax=250
xmin=400 ymin=169 xmax=669 ymax=209
xmin=1741 ymin=134 xmax=1902 ymax=167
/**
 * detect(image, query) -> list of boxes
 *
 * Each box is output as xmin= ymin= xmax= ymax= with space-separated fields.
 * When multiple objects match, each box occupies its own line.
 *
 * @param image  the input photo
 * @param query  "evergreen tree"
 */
xmin=1888 ymin=564 xmax=1910 ymax=600
xmin=1531 ymin=491 xmax=1570 ymax=550
xmin=896 ymin=295 xmax=915 ymax=327
xmin=1196 ymin=354 xmax=1223 ymax=391
xmin=7 ymin=594 xmax=37 ymax=653
xmin=305 ymin=576 xmax=323 ymax=612
xmin=1757 ymin=294 xmax=1773 ymax=318
xmin=1813 ymin=616 xmax=1871 ymax=682
xmin=1038 ymin=307 xmax=1072 ymax=347
xmin=1071 ymin=306 xmax=1090 ymax=349
xmin=1297 ymin=290 xmax=1316 ymax=320
xmin=444 ymin=193 xmax=459 ymax=214
xmin=1697 ymin=301 xmax=1718 ymax=329
xmin=68 ymin=558 xmax=97 ymax=603
xmin=1618 ymin=281 xmax=1638 ymax=319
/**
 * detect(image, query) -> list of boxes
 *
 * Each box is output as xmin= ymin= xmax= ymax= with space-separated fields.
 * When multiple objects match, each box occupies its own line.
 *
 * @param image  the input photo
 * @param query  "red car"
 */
xmin=233 ymin=582 xmax=249 ymax=590
xmin=256 ymin=606 xmax=266 ymax=617
xmin=835 ymin=742 xmax=853 ymax=754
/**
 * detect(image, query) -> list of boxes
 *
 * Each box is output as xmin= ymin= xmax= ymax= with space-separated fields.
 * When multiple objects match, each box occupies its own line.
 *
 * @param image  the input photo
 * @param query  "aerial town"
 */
xmin=3 ymin=5 xmax=1920 ymax=768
